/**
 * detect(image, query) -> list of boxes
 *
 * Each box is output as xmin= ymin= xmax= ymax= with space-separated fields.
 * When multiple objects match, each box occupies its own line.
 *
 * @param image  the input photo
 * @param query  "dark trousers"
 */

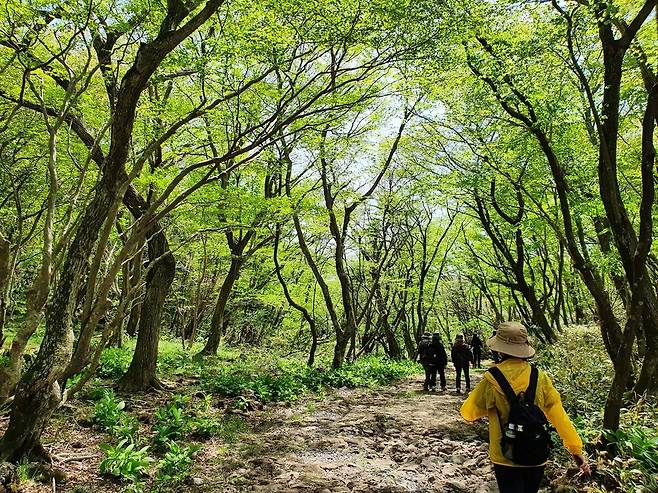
xmin=455 ymin=365 xmax=470 ymax=390
xmin=423 ymin=364 xmax=435 ymax=389
xmin=437 ymin=366 xmax=446 ymax=389
xmin=493 ymin=465 xmax=545 ymax=493
xmin=473 ymin=350 xmax=482 ymax=368
xmin=423 ymin=365 xmax=446 ymax=389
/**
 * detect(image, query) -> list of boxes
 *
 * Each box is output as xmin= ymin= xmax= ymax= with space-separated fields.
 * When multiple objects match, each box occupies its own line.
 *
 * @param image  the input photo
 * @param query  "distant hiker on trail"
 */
xmin=417 ymin=332 xmax=434 ymax=391
xmin=451 ymin=334 xmax=474 ymax=393
xmin=471 ymin=332 xmax=483 ymax=368
xmin=460 ymin=322 xmax=590 ymax=493
xmin=430 ymin=333 xmax=448 ymax=392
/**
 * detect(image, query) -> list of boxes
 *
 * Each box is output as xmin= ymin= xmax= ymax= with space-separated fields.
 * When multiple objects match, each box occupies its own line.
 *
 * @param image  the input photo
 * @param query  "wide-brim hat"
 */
xmin=486 ymin=322 xmax=535 ymax=358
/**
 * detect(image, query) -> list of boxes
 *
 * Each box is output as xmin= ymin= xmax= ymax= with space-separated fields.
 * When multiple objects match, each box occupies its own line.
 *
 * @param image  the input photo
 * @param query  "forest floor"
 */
xmin=4 ymin=368 xmax=562 ymax=493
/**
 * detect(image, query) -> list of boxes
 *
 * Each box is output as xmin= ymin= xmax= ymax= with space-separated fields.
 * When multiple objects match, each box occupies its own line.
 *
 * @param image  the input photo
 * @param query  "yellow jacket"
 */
xmin=460 ymin=358 xmax=583 ymax=467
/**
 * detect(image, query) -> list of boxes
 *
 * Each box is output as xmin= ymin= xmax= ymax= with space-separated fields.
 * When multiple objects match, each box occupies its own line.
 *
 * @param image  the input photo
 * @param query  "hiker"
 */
xmin=430 ymin=333 xmax=448 ymax=391
xmin=451 ymin=334 xmax=474 ymax=393
xmin=460 ymin=322 xmax=590 ymax=493
xmin=471 ymin=332 xmax=483 ymax=368
xmin=417 ymin=332 xmax=435 ymax=391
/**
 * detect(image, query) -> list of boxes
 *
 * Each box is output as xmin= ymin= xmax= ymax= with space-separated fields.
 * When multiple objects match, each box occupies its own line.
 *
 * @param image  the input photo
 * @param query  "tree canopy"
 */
xmin=0 ymin=0 xmax=656 ymax=489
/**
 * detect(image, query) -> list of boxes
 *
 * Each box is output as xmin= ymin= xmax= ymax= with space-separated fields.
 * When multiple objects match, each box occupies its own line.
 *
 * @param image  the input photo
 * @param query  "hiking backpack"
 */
xmin=418 ymin=339 xmax=434 ymax=363
xmin=488 ymin=365 xmax=552 ymax=466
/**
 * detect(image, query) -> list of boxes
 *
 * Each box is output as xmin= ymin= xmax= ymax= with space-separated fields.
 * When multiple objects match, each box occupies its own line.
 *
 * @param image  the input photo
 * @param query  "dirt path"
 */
xmin=208 ymin=371 xmax=500 ymax=493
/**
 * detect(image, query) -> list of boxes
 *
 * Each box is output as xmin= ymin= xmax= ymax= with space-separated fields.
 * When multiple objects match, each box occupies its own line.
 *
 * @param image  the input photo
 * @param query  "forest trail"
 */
xmin=210 ymin=370 xmax=503 ymax=493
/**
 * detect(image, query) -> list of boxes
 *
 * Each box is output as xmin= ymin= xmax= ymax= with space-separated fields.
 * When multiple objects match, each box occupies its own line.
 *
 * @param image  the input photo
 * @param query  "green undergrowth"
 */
xmin=197 ymin=356 xmax=421 ymax=406
xmin=536 ymin=326 xmax=658 ymax=492
xmin=91 ymin=340 xmax=421 ymax=407
xmin=92 ymin=390 xmax=243 ymax=491
xmin=85 ymin=342 xmax=419 ymax=491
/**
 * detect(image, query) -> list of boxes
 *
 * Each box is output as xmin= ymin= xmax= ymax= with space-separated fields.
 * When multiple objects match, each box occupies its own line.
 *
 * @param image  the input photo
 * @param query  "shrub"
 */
xmin=155 ymin=441 xmax=201 ymax=484
xmin=158 ymin=351 xmax=197 ymax=376
xmin=84 ymin=382 xmax=110 ymax=401
xmin=602 ymin=425 xmax=658 ymax=491
xmin=99 ymin=439 xmax=154 ymax=481
xmin=97 ymin=348 xmax=132 ymax=379
xmin=92 ymin=391 xmax=126 ymax=429
xmin=153 ymin=402 xmax=190 ymax=449
xmin=92 ymin=390 xmax=138 ymax=441
xmin=535 ymin=327 xmax=612 ymax=418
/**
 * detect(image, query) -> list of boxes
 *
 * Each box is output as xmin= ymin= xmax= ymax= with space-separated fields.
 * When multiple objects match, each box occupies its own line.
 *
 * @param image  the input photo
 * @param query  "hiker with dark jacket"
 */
xmin=471 ymin=332 xmax=483 ymax=368
xmin=460 ymin=322 xmax=590 ymax=493
xmin=430 ymin=333 xmax=448 ymax=391
xmin=417 ymin=332 xmax=434 ymax=391
xmin=451 ymin=334 xmax=474 ymax=392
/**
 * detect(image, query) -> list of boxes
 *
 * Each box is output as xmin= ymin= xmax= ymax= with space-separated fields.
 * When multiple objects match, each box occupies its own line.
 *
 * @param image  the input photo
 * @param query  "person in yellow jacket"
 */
xmin=460 ymin=322 xmax=590 ymax=493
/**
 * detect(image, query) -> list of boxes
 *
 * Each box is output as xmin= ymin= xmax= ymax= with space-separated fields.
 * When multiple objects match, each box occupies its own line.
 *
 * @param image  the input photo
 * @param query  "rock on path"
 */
xmin=208 ymin=371 xmax=500 ymax=493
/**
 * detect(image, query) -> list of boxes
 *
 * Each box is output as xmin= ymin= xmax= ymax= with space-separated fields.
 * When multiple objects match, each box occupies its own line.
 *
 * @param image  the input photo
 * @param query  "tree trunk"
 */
xmin=125 ymin=251 xmax=144 ymax=337
xmin=332 ymin=330 xmax=350 ymax=368
xmin=603 ymin=307 xmax=638 ymax=431
xmin=402 ymin=323 xmax=415 ymax=360
xmin=118 ymin=225 xmax=175 ymax=391
xmin=273 ymin=228 xmax=318 ymax=367
xmin=635 ymin=278 xmax=658 ymax=394
xmin=383 ymin=324 xmax=402 ymax=360
xmin=199 ymin=255 xmax=242 ymax=356
xmin=308 ymin=327 xmax=318 ymax=367
xmin=0 ymin=306 xmax=43 ymax=404
xmin=0 ymin=234 xmax=10 ymax=349
xmin=0 ymin=177 xmax=120 ymax=460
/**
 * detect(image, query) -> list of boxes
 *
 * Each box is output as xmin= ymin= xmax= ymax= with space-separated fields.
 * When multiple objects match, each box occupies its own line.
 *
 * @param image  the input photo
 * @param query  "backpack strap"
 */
xmin=487 ymin=367 xmax=518 ymax=405
xmin=525 ymin=365 xmax=539 ymax=403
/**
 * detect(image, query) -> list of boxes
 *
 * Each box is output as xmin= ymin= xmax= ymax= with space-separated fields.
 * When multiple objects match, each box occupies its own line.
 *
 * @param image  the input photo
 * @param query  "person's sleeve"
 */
xmin=540 ymin=372 xmax=583 ymax=455
xmin=460 ymin=379 xmax=489 ymax=421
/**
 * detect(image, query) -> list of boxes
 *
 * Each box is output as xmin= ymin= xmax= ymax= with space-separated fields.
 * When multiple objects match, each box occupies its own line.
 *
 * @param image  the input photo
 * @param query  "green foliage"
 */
xmin=81 ymin=380 xmax=109 ymax=401
xmin=15 ymin=462 xmax=31 ymax=482
xmin=536 ymin=327 xmax=658 ymax=491
xmin=155 ymin=441 xmax=201 ymax=485
xmin=327 ymin=357 xmax=421 ymax=388
xmin=152 ymin=393 xmax=247 ymax=447
xmin=92 ymin=390 xmax=138 ymax=441
xmin=200 ymin=356 xmax=420 ymax=405
xmin=69 ymin=486 xmax=93 ymax=493
xmin=97 ymin=348 xmax=132 ymax=379
xmin=535 ymin=327 xmax=612 ymax=419
xmin=602 ymin=426 xmax=658 ymax=491
xmin=152 ymin=398 xmax=191 ymax=449
xmin=99 ymin=439 xmax=154 ymax=481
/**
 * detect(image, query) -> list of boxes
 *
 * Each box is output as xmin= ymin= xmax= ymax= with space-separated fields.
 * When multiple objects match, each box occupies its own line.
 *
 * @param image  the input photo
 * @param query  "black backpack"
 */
xmin=488 ymin=365 xmax=552 ymax=466
xmin=418 ymin=339 xmax=434 ymax=363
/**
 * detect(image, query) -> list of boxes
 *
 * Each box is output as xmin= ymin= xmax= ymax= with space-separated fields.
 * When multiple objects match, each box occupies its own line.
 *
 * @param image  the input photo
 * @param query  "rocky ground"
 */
xmin=206 ymin=370 xmax=507 ymax=493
